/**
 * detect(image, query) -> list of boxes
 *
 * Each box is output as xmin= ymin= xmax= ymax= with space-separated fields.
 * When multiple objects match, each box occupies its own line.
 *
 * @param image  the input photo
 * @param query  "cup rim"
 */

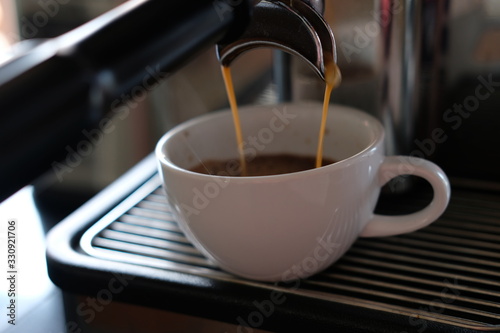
xmin=156 ymin=102 xmax=384 ymax=180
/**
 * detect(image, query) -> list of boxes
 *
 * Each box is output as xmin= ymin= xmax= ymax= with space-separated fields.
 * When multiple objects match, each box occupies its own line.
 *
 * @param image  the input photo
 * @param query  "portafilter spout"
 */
xmin=216 ymin=0 xmax=336 ymax=82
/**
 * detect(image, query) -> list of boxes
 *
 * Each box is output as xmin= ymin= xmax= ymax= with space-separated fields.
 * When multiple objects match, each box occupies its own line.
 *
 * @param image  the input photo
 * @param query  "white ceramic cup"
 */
xmin=156 ymin=102 xmax=450 ymax=282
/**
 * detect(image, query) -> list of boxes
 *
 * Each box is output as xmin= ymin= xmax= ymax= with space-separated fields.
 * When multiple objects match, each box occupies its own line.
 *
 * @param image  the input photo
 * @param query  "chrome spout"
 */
xmin=216 ymin=0 xmax=336 ymax=81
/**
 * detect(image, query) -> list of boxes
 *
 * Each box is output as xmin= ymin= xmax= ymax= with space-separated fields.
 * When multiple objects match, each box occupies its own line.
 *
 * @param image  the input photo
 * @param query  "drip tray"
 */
xmin=46 ymin=154 xmax=500 ymax=333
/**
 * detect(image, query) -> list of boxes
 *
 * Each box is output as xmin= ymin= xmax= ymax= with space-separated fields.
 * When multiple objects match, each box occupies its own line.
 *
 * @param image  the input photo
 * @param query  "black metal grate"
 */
xmin=80 ymin=176 xmax=500 ymax=331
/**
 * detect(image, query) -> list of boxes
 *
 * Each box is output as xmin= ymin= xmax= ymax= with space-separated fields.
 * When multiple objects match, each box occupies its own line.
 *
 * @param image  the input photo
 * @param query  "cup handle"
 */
xmin=360 ymin=156 xmax=451 ymax=238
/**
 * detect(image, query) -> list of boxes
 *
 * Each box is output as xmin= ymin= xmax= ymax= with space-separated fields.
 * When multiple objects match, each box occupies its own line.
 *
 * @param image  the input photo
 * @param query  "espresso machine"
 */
xmin=298 ymin=1 xmax=500 ymax=191
xmin=1 ymin=0 xmax=499 ymax=332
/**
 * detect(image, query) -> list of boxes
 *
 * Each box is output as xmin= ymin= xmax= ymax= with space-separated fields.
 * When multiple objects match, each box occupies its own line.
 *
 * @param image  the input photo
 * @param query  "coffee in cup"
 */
xmin=190 ymin=154 xmax=336 ymax=177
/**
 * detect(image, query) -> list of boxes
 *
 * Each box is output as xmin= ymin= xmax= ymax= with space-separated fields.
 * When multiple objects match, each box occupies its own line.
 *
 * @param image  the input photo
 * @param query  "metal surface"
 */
xmin=217 ymin=0 xmax=336 ymax=81
xmin=79 ymin=175 xmax=500 ymax=331
xmin=288 ymin=0 xmax=500 ymax=187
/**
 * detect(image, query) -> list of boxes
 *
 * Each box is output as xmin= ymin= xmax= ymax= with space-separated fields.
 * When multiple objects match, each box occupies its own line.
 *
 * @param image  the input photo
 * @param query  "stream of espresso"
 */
xmin=221 ymin=60 xmax=341 ymax=176
xmin=221 ymin=65 xmax=247 ymax=176
xmin=316 ymin=60 xmax=342 ymax=168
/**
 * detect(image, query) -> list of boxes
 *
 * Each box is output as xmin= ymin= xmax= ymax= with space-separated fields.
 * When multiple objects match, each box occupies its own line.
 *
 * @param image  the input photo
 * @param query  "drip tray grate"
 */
xmin=79 ymin=175 xmax=500 ymax=332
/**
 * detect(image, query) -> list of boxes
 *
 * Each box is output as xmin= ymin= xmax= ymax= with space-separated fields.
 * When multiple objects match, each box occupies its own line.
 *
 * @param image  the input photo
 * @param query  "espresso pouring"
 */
xmin=190 ymin=57 xmax=341 ymax=177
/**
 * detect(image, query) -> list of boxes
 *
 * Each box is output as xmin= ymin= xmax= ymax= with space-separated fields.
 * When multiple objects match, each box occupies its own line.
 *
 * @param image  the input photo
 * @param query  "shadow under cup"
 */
xmin=156 ymin=102 xmax=449 ymax=282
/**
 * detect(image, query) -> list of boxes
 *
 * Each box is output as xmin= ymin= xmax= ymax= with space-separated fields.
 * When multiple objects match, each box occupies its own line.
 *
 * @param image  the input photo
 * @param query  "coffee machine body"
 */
xmin=287 ymin=0 xmax=500 ymax=189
